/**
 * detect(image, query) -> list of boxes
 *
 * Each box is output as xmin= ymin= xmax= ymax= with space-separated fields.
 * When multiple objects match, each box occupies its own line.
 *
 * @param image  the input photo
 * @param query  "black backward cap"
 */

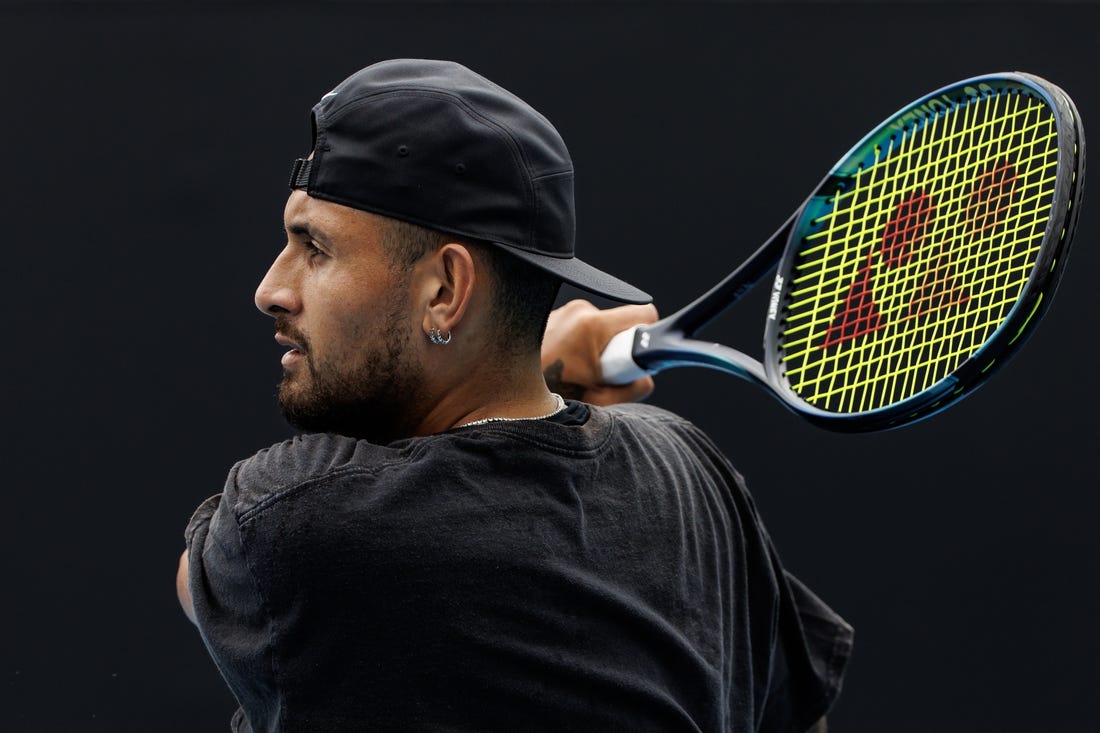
xmin=290 ymin=59 xmax=651 ymax=304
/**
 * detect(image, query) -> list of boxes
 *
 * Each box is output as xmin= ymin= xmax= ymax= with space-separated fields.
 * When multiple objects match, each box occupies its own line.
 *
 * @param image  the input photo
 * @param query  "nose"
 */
xmin=254 ymin=247 xmax=301 ymax=317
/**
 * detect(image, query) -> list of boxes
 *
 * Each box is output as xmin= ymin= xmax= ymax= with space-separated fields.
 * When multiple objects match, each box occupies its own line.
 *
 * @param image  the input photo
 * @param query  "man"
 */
xmin=178 ymin=59 xmax=851 ymax=732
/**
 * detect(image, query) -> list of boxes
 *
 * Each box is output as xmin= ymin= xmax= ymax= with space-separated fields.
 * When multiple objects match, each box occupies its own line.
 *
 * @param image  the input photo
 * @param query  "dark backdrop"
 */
xmin=3 ymin=2 xmax=1097 ymax=731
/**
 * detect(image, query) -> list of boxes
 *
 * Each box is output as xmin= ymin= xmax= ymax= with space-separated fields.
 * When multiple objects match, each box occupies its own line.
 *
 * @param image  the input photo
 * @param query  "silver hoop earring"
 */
xmin=428 ymin=327 xmax=453 ymax=345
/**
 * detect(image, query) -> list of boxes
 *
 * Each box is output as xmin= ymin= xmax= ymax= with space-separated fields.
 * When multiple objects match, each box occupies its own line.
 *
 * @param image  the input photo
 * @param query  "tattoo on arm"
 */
xmin=543 ymin=359 xmax=587 ymax=401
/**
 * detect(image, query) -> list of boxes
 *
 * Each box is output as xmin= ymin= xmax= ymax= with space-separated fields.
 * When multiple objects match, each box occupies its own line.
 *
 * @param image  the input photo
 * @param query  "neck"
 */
xmin=412 ymin=351 xmax=560 ymax=436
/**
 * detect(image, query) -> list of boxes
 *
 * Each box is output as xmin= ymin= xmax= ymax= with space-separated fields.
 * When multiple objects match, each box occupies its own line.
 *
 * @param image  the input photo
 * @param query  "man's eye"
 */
xmin=304 ymin=241 xmax=325 ymax=258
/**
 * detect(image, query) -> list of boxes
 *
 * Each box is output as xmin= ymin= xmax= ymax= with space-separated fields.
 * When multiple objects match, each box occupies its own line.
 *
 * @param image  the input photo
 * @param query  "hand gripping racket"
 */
xmin=600 ymin=72 xmax=1085 ymax=431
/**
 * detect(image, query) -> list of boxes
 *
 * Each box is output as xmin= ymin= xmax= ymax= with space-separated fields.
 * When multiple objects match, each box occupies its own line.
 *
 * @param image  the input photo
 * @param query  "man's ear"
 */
xmin=417 ymin=243 xmax=476 ymax=337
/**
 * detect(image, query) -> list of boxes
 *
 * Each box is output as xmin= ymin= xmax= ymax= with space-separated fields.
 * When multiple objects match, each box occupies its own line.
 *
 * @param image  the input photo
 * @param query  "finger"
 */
xmin=597 ymin=303 xmax=659 ymax=339
xmin=546 ymin=299 xmax=598 ymax=331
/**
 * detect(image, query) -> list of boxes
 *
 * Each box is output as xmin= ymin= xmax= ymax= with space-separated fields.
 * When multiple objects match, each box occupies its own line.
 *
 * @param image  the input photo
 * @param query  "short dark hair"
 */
xmin=380 ymin=218 xmax=560 ymax=355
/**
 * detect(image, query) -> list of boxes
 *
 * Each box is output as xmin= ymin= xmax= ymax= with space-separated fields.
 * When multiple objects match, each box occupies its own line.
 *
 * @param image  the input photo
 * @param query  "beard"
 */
xmin=274 ymin=298 xmax=425 ymax=443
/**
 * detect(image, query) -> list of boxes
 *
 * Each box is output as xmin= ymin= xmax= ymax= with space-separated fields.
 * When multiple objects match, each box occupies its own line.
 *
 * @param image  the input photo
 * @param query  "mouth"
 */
xmin=275 ymin=333 xmax=303 ymax=351
xmin=275 ymin=332 xmax=307 ymax=366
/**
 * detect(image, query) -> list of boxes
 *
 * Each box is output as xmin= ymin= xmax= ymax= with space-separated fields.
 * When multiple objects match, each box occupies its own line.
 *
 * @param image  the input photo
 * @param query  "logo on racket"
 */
xmin=820 ymin=160 xmax=1018 ymax=351
xmin=767 ymin=275 xmax=784 ymax=321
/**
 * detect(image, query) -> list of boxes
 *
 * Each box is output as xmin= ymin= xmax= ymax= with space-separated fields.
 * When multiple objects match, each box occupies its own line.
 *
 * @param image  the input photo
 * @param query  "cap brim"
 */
xmin=496 ymin=245 xmax=652 ymax=304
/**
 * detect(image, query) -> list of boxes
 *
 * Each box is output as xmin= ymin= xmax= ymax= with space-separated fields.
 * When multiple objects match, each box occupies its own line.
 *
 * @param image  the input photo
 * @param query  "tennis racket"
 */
xmin=599 ymin=72 xmax=1085 ymax=432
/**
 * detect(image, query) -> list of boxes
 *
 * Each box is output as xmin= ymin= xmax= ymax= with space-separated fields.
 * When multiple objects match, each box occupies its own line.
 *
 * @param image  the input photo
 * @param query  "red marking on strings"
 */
xmin=907 ymin=251 xmax=970 ymax=318
xmin=966 ymin=161 xmax=1018 ymax=233
xmin=821 ymin=267 xmax=882 ymax=348
xmin=881 ymin=191 xmax=934 ymax=267
xmin=822 ymin=190 xmax=934 ymax=349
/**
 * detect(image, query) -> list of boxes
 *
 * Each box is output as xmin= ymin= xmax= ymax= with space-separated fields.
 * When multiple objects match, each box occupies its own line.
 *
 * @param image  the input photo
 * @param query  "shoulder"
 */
xmin=600 ymin=402 xmax=677 ymax=420
xmin=221 ymin=433 xmax=413 ymax=517
xmin=597 ymin=401 xmax=715 ymax=445
xmin=594 ymin=402 xmax=747 ymax=483
xmin=598 ymin=401 xmax=694 ymax=427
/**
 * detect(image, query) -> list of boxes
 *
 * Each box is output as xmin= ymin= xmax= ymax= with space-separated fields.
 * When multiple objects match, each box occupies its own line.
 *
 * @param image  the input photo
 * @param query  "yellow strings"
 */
xmin=779 ymin=91 xmax=1058 ymax=413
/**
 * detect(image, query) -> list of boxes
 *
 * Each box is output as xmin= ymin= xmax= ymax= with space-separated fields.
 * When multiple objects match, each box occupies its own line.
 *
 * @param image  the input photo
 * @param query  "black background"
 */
xmin=3 ymin=2 xmax=1098 ymax=731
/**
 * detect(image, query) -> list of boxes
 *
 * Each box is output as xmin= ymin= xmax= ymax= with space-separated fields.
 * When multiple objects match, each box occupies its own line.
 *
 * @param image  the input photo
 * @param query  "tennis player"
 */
xmin=177 ymin=59 xmax=851 ymax=732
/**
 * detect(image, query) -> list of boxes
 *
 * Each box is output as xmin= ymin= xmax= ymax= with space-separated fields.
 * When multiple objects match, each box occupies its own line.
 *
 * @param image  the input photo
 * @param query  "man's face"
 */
xmin=254 ymin=190 xmax=425 ymax=442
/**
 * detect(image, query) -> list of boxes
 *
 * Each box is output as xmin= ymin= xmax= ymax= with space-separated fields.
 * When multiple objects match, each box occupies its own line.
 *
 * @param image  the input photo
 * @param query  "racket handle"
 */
xmin=599 ymin=326 xmax=649 ymax=385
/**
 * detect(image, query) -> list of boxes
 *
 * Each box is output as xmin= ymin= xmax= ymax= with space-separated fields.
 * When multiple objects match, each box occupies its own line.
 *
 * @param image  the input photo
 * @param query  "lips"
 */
xmin=275 ymin=331 xmax=308 ymax=367
xmin=275 ymin=333 xmax=304 ymax=352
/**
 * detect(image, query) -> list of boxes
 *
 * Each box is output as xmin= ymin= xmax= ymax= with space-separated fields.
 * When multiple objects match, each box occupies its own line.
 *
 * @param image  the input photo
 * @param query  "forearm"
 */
xmin=176 ymin=548 xmax=197 ymax=625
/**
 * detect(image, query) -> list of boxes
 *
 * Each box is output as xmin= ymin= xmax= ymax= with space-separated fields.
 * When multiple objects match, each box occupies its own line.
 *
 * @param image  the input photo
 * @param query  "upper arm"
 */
xmin=176 ymin=548 xmax=196 ymax=625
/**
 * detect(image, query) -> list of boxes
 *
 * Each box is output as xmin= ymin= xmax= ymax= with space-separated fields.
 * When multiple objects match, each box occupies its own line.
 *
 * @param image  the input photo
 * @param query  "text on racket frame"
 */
xmin=888 ymin=84 xmax=996 ymax=133
xmin=768 ymin=275 xmax=783 ymax=321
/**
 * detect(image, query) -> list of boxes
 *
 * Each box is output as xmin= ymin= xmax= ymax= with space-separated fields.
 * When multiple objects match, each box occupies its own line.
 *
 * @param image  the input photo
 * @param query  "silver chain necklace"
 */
xmin=458 ymin=393 xmax=567 ymax=428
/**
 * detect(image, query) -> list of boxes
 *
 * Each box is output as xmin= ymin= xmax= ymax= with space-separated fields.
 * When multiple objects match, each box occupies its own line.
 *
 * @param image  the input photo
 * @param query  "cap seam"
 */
xmin=531 ymin=169 xmax=571 ymax=182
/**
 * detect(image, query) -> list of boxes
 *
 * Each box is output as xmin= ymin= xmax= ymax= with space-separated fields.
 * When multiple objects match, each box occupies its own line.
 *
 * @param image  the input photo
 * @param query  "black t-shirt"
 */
xmin=186 ymin=402 xmax=852 ymax=732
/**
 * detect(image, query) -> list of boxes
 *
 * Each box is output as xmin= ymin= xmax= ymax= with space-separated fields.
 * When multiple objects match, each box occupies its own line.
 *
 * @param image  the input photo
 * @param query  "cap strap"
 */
xmin=289 ymin=158 xmax=312 ymax=190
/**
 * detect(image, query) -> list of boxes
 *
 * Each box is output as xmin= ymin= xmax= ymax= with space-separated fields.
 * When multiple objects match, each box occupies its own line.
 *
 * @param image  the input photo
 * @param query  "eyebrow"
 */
xmin=284 ymin=221 xmax=331 ymax=245
xmin=285 ymin=222 xmax=312 ymax=237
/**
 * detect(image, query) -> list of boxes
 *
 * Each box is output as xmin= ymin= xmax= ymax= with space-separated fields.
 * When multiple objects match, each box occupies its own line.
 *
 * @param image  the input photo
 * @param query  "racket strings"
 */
xmin=776 ymin=88 xmax=1060 ymax=413
xmin=793 ymin=141 xmax=1056 ymax=268
xmin=806 ymin=98 xmax=1052 ymax=224
xmin=782 ymin=199 xmax=1053 ymax=334
xmin=786 ymin=157 xmax=1055 ymax=321
xmin=813 ymin=97 xmax=1050 ymax=411
xmin=821 ymin=127 xmax=1045 ymax=408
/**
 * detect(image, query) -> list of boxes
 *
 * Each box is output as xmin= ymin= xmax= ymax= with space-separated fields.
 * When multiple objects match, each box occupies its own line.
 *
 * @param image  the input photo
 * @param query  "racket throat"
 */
xmin=633 ymin=324 xmax=770 ymax=388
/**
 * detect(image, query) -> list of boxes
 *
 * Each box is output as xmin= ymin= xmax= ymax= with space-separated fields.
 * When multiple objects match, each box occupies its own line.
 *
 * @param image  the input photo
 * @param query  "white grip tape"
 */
xmin=599 ymin=326 xmax=649 ymax=385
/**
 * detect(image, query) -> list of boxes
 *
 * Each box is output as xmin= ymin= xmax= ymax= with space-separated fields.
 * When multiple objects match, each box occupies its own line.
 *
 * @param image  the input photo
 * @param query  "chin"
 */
xmin=277 ymin=385 xmax=393 ymax=442
xmin=274 ymin=344 xmax=423 ymax=442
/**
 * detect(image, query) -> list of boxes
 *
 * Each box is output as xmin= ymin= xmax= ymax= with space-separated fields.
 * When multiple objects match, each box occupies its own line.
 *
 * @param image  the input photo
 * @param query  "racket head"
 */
xmin=763 ymin=72 xmax=1085 ymax=431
